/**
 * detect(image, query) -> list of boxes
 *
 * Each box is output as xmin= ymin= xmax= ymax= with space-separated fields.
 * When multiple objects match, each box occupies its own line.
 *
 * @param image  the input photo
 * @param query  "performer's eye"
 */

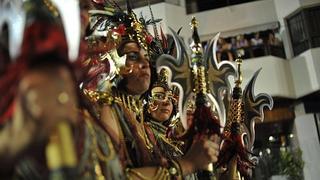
xmin=126 ymin=52 xmax=139 ymax=61
xmin=167 ymin=95 xmax=174 ymax=101
xmin=154 ymin=93 xmax=165 ymax=100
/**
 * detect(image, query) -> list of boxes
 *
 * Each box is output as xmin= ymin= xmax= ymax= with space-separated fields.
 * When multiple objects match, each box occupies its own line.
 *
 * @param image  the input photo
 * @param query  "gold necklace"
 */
xmin=84 ymin=89 xmax=154 ymax=151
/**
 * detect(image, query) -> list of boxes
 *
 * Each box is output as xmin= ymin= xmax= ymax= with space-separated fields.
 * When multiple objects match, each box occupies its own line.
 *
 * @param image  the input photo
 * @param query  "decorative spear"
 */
xmin=216 ymin=57 xmax=273 ymax=180
xmin=186 ymin=17 xmax=221 ymax=178
xmin=187 ymin=17 xmax=221 ymax=136
xmin=216 ymin=57 xmax=251 ymax=180
xmin=155 ymin=16 xmax=238 ymax=179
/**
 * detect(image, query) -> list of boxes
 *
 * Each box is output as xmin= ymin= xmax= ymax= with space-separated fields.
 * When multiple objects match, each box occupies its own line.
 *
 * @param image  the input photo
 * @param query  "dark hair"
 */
xmin=27 ymin=51 xmax=69 ymax=69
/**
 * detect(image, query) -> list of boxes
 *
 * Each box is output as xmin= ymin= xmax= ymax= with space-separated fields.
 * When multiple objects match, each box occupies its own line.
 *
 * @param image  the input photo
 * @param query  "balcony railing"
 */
xmin=185 ymin=0 xmax=262 ymax=14
xmin=116 ymin=0 xmax=180 ymax=9
xmin=203 ymin=43 xmax=286 ymax=61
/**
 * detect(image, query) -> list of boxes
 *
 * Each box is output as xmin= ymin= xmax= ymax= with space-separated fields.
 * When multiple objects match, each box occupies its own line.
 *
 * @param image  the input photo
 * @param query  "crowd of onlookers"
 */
xmin=206 ymin=29 xmax=284 ymax=61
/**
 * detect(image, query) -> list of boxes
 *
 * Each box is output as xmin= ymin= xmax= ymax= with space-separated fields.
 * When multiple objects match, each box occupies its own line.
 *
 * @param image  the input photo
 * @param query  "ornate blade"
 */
xmin=156 ymin=27 xmax=193 ymax=129
xmin=204 ymin=33 xmax=237 ymax=126
xmin=0 ymin=0 xmax=26 ymax=60
xmin=243 ymin=68 xmax=273 ymax=151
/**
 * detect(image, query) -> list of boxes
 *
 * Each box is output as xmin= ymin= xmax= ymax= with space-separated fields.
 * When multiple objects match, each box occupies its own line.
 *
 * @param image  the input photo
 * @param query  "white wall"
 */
xmin=290 ymin=48 xmax=320 ymax=98
xmin=273 ymin=0 xmax=301 ymax=22
xmin=133 ymin=3 xmax=190 ymax=43
xmin=294 ymin=113 xmax=320 ymax=180
xmin=231 ymin=48 xmax=320 ymax=99
xmin=241 ymin=56 xmax=295 ymax=98
xmin=135 ymin=1 xmax=279 ymax=42
xmin=187 ymin=0 xmax=278 ymax=39
xmin=299 ymin=0 xmax=320 ymax=7
xmin=312 ymin=47 xmax=320 ymax=85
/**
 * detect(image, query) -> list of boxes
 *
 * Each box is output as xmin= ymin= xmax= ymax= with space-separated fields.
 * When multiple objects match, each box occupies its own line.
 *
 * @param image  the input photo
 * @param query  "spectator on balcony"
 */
xmin=217 ymin=37 xmax=234 ymax=62
xmin=236 ymin=34 xmax=249 ymax=58
xmin=230 ymin=37 xmax=237 ymax=53
xmin=251 ymin=32 xmax=264 ymax=46
xmin=267 ymin=32 xmax=281 ymax=46
xmin=251 ymin=32 xmax=265 ymax=57
xmin=267 ymin=32 xmax=285 ymax=58
xmin=236 ymin=34 xmax=249 ymax=48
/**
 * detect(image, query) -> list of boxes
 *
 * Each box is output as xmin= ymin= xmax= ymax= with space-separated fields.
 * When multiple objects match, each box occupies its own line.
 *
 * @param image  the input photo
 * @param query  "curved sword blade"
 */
xmin=243 ymin=68 xmax=274 ymax=151
xmin=204 ymin=33 xmax=237 ymax=126
xmin=156 ymin=27 xmax=193 ymax=129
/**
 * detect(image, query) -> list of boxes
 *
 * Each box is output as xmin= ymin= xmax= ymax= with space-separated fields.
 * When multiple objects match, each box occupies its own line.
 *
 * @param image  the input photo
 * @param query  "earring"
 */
xmin=121 ymin=65 xmax=133 ymax=75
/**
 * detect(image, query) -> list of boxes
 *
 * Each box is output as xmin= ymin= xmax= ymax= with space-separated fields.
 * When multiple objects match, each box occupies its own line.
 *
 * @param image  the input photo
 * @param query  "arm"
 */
xmin=101 ymin=105 xmax=220 ymax=178
xmin=228 ymin=51 xmax=234 ymax=61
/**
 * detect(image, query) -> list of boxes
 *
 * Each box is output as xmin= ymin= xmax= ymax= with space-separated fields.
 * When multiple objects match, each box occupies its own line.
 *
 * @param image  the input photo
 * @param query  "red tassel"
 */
xmin=193 ymin=104 xmax=221 ymax=135
xmin=216 ymin=122 xmax=255 ymax=179
xmin=175 ymin=104 xmax=221 ymax=147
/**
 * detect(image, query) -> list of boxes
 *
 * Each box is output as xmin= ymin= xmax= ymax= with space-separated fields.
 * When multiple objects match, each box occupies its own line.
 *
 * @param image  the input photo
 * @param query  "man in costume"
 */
xmin=0 ymin=0 xmax=80 ymax=178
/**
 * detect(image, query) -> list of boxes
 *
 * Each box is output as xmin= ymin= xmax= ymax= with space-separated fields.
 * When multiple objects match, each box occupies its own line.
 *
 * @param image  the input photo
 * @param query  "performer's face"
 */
xmin=121 ymin=42 xmax=151 ymax=95
xmin=149 ymin=87 xmax=173 ymax=122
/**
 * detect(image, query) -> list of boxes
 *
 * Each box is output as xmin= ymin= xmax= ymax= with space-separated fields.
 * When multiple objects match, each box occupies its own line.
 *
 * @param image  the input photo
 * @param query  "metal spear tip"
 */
xmin=235 ymin=57 xmax=243 ymax=64
xmin=190 ymin=17 xmax=201 ymax=48
xmin=190 ymin=16 xmax=199 ymax=29
xmin=235 ymin=57 xmax=243 ymax=86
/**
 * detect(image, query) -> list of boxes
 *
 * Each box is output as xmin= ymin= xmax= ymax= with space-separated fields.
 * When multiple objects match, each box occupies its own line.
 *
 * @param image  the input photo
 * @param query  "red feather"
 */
xmin=160 ymin=25 xmax=168 ymax=50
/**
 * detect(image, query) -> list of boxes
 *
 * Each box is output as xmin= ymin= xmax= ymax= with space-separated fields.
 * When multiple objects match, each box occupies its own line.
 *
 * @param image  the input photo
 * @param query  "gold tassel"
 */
xmin=46 ymin=121 xmax=77 ymax=179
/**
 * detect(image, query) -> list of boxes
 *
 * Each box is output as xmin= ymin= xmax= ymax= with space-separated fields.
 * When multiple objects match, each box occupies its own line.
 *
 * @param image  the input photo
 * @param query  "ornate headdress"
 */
xmin=149 ymin=68 xmax=178 ymax=105
xmin=87 ymin=0 xmax=167 ymax=64
xmin=82 ymin=0 xmax=173 ymax=101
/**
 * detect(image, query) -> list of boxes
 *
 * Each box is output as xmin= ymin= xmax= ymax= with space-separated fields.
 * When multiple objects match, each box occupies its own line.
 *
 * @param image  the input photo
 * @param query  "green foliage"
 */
xmin=278 ymin=149 xmax=304 ymax=180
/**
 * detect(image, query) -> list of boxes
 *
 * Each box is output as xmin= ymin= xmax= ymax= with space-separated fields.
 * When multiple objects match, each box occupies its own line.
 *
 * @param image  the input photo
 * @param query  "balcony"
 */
xmin=185 ymin=0 xmax=262 ymax=14
xmin=116 ymin=0 xmax=180 ymax=9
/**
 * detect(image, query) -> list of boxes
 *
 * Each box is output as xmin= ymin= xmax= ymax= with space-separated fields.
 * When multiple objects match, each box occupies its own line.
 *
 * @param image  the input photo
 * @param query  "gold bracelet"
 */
xmin=155 ymin=167 xmax=170 ymax=180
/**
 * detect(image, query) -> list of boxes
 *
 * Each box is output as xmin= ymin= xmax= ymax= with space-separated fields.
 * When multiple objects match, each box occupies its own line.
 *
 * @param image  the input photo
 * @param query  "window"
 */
xmin=286 ymin=5 xmax=320 ymax=56
xmin=185 ymin=0 xmax=261 ymax=14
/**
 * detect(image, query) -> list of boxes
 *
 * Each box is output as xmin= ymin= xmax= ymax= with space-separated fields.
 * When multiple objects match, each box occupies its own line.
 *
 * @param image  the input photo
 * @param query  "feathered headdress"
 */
xmin=149 ymin=68 xmax=178 ymax=106
xmin=87 ymin=0 xmax=168 ymax=65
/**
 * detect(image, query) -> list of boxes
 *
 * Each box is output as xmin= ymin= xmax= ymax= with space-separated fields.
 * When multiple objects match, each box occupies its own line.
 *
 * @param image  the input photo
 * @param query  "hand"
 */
xmin=178 ymin=134 xmax=220 ymax=175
